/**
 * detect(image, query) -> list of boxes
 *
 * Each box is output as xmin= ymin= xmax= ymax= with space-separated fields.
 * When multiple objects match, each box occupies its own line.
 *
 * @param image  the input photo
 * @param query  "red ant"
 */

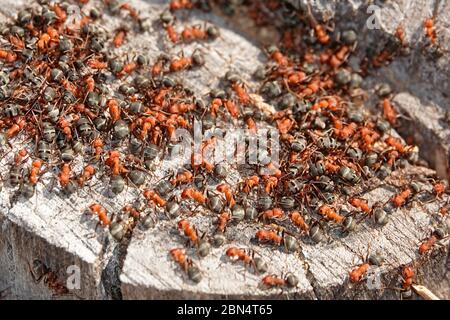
xmin=113 ymin=29 xmax=127 ymax=48
xmin=0 ymin=49 xmax=18 ymax=62
xmin=349 ymin=197 xmax=371 ymax=214
xmin=87 ymin=58 xmax=108 ymax=70
xmin=255 ymin=229 xmax=283 ymax=246
xmin=288 ymin=211 xmax=309 ymax=233
xmin=28 ymin=260 xmax=72 ymax=298
xmin=259 ymin=208 xmax=284 ymax=222
xmin=107 ymin=99 xmax=121 ymax=122
xmin=216 ymin=183 xmax=236 ymax=208
xmin=171 ymin=170 xmax=193 ymax=185
xmin=117 ymin=62 xmax=137 ymax=78
xmin=105 ymin=151 xmax=128 ymax=176
xmin=78 ymin=165 xmax=95 ymax=186
xmin=170 ymin=248 xmax=190 ymax=272
xmin=29 ymin=160 xmax=42 ymax=185
xmin=382 ymin=99 xmax=398 ymax=126
xmin=177 ymin=219 xmax=199 ymax=244
xmin=181 ymin=187 xmax=206 ymax=204
xmin=58 ymin=163 xmax=71 ymax=188
xmin=318 ymin=204 xmax=344 ymax=223
xmin=170 ymin=0 xmax=194 ymax=11
xmin=89 ymin=203 xmax=111 ymax=227
xmin=261 ymin=273 xmax=298 ymax=288
xmin=418 ymin=229 xmax=447 ymax=255
xmin=432 ymin=181 xmax=447 ymax=197
xmin=424 ymin=18 xmax=437 ymax=45
xmin=143 ymin=190 xmax=167 ymax=207
xmin=120 ymin=3 xmax=139 ymax=20
xmin=391 ymin=187 xmax=412 ymax=208
xmin=166 ymin=25 xmax=178 ymax=43
xmin=216 ymin=211 xmax=231 ymax=233
xmin=91 ymin=137 xmax=103 ymax=160
xmin=263 ymin=176 xmax=278 ymax=194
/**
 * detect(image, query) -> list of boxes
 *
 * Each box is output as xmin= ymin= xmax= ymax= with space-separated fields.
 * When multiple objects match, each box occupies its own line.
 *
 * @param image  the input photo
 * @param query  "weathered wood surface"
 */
xmin=121 ymin=165 xmax=450 ymax=300
xmin=288 ymin=0 xmax=450 ymax=180
xmin=0 ymin=0 xmax=449 ymax=300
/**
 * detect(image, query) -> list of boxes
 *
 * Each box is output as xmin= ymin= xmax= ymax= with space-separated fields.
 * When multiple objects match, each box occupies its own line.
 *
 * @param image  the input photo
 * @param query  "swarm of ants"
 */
xmin=0 ymin=0 xmax=448 ymax=298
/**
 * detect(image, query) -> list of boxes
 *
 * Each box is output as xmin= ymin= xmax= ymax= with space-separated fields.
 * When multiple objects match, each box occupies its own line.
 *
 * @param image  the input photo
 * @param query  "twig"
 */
xmin=412 ymin=284 xmax=440 ymax=300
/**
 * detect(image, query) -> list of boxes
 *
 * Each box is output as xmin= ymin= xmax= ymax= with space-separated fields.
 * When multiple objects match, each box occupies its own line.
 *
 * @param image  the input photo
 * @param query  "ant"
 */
xmin=261 ymin=273 xmax=298 ymax=288
xmin=181 ymin=25 xmax=207 ymax=42
xmin=259 ymin=208 xmax=284 ymax=222
xmin=385 ymin=136 xmax=405 ymax=153
xmin=166 ymin=24 xmax=178 ymax=43
xmin=89 ymin=203 xmax=111 ymax=227
xmin=14 ymin=149 xmax=28 ymax=165
xmin=6 ymin=118 xmax=26 ymax=138
xmin=395 ymin=25 xmax=407 ymax=46
xmin=77 ymin=164 xmax=95 ymax=186
xmin=177 ymin=219 xmax=198 ymax=245
xmin=113 ymin=29 xmax=127 ymax=48
xmin=0 ymin=49 xmax=17 ymax=62
xmin=117 ymin=61 xmax=138 ymax=78
xmin=439 ymin=203 xmax=449 ymax=216
xmin=171 ymin=170 xmax=193 ymax=185
xmin=226 ymin=247 xmax=253 ymax=267
xmin=105 ymin=150 xmax=128 ymax=176
xmin=53 ymin=3 xmax=67 ymax=23
xmin=432 ymin=180 xmax=447 ymax=197
xmin=58 ymin=114 xmax=79 ymax=141
xmin=29 ymin=160 xmax=43 ymax=185
xmin=216 ymin=211 xmax=231 ymax=233
xmin=348 ymin=197 xmax=371 ymax=215
xmin=391 ymin=187 xmax=412 ymax=208
xmin=143 ymin=189 xmax=167 ymax=207
xmin=107 ymin=99 xmax=121 ymax=123
xmin=401 ymin=264 xmax=415 ymax=292
xmin=288 ymin=210 xmax=309 ymax=233
xmin=317 ymin=204 xmax=344 ymax=223
xmin=74 ymin=103 xmax=97 ymax=120
xmin=91 ymin=137 xmax=104 ymax=161
xmin=28 ymin=260 xmax=71 ymax=298
xmin=87 ymin=58 xmax=108 ymax=70
xmin=181 ymin=187 xmax=206 ymax=204
xmin=120 ymin=3 xmax=140 ymax=21
xmin=231 ymin=82 xmax=251 ymax=105
xmin=348 ymin=246 xmax=376 ymax=283
xmin=424 ymin=18 xmax=437 ymax=45
xmin=169 ymin=0 xmax=194 ymax=11
xmin=223 ymin=100 xmax=240 ymax=119
xmin=245 ymin=116 xmax=257 ymax=134
xmin=169 ymin=50 xmax=204 ymax=72
xmin=225 ymin=247 xmax=268 ymax=274
xmin=216 ymin=183 xmax=236 ymax=208
xmin=382 ymin=99 xmax=398 ymax=126
xmin=268 ymin=47 xmax=289 ymax=66
xmin=255 ymin=229 xmax=283 ymax=246
xmin=170 ymin=248 xmax=202 ymax=283
xmin=263 ymin=175 xmax=278 ymax=194
xmin=418 ymin=229 xmax=447 ymax=255
xmin=58 ymin=163 xmax=71 ymax=188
